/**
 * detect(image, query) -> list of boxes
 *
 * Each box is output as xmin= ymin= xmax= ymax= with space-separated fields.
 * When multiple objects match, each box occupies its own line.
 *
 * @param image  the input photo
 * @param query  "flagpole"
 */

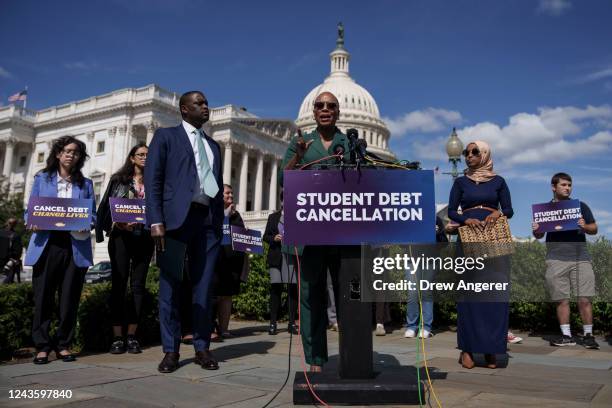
xmin=23 ymin=85 xmax=28 ymax=109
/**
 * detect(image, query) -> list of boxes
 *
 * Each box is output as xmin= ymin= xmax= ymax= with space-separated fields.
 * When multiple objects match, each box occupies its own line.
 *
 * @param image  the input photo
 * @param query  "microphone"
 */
xmin=356 ymin=139 xmax=368 ymax=157
xmin=346 ymin=128 xmax=361 ymax=164
xmin=332 ymin=143 xmax=345 ymax=166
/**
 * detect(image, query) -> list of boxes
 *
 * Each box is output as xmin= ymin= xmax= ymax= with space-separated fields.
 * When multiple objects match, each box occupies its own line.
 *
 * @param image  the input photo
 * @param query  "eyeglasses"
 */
xmin=61 ymin=149 xmax=81 ymax=157
xmin=462 ymin=148 xmax=481 ymax=157
xmin=314 ymin=101 xmax=338 ymax=110
xmin=134 ymin=153 xmax=147 ymax=158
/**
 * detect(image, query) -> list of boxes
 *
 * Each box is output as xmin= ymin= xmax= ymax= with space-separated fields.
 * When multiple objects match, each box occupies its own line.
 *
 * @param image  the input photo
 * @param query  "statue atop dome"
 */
xmin=336 ymin=22 xmax=344 ymax=49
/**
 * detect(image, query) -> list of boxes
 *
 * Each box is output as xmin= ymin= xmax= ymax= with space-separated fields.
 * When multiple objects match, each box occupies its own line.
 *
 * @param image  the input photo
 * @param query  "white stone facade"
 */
xmin=0 ymin=84 xmax=295 ymax=263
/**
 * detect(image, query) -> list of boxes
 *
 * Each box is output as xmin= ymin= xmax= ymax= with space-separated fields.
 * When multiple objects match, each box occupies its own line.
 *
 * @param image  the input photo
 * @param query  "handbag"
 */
xmin=458 ymin=206 xmax=514 ymax=258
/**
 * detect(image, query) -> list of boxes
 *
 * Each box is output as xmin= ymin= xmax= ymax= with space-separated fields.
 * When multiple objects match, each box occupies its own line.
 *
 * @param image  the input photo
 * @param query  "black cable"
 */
xmin=261 ymin=252 xmax=297 ymax=408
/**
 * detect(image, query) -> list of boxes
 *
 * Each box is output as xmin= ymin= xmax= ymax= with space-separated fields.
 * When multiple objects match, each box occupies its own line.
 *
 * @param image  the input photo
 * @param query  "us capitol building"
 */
xmin=0 ymin=26 xmax=395 ymax=263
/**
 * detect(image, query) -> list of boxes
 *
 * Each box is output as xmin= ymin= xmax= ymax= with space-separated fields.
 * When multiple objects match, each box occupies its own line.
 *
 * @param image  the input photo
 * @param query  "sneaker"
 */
xmin=418 ymin=329 xmax=432 ymax=339
xmin=110 ymin=338 xmax=126 ymax=354
xmin=581 ymin=334 xmax=600 ymax=350
xmin=268 ymin=323 xmax=278 ymax=336
xmin=126 ymin=337 xmax=142 ymax=354
xmin=330 ymin=322 xmax=338 ymax=332
xmin=550 ymin=335 xmax=576 ymax=347
xmin=404 ymin=328 xmax=416 ymax=338
xmin=507 ymin=332 xmax=523 ymax=344
xmin=375 ymin=323 xmax=386 ymax=336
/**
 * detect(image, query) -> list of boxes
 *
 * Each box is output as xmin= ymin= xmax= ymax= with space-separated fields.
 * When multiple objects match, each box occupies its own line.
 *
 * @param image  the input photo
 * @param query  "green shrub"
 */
xmin=0 ymin=283 xmax=34 ymax=358
xmin=233 ymin=250 xmax=271 ymax=320
xmin=1 ymin=239 xmax=610 ymax=359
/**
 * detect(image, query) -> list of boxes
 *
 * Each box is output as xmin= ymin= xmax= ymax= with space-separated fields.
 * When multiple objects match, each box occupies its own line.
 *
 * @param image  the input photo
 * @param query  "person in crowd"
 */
xmin=279 ymin=91 xmax=350 ymax=372
xmin=1 ymin=218 xmax=23 ymax=284
xmin=24 ymin=136 xmax=95 ymax=364
xmin=532 ymin=172 xmax=599 ymax=349
xmin=212 ymin=184 xmax=247 ymax=340
xmin=263 ymin=190 xmax=298 ymax=336
xmin=375 ymin=301 xmax=391 ymax=336
xmin=326 ymin=269 xmax=338 ymax=332
xmin=96 ymin=143 xmax=154 ymax=354
xmin=448 ymin=140 xmax=513 ymax=369
xmin=145 ymin=90 xmax=224 ymax=373
xmin=404 ymin=216 xmax=448 ymax=339
xmin=374 ymin=246 xmax=391 ymax=336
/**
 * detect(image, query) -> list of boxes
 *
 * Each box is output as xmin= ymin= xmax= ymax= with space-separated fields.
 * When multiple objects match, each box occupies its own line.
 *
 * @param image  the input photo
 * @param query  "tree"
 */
xmin=0 ymin=183 xmax=29 ymax=247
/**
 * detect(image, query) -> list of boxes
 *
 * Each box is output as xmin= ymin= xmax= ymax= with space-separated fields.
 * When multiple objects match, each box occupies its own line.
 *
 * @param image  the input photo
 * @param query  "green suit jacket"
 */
xmin=278 ymin=128 xmax=351 ymax=187
xmin=278 ymin=127 xmax=351 ymax=255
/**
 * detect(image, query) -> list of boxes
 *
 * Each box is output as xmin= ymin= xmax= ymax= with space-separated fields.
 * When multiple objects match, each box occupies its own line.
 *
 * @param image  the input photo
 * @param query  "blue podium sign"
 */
xmin=283 ymin=169 xmax=436 ymax=245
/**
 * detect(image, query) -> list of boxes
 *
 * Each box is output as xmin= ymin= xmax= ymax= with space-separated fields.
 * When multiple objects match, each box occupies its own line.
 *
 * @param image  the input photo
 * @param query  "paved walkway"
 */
xmin=1 ymin=321 xmax=611 ymax=407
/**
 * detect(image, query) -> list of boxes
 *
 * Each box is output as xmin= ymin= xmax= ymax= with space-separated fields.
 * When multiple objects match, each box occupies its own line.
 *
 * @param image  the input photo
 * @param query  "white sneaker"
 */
xmin=375 ymin=323 xmax=386 ymax=336
xmin=419 ymin=329 xmax=432 ymax=339
xmin=404 ymin=328 xmax=416 ymax=338
xmin=507 ymin=332 xmax=523 ymax=344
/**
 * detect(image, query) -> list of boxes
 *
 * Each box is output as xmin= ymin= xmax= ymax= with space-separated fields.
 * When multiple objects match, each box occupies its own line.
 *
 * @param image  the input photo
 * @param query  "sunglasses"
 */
xmin=61 ymin=149 xmax=81 ymax=157
xmin=462 ymin=148 xmax=481 ymax=157
xmin=314 ymin=101 xmax=338 ymax=110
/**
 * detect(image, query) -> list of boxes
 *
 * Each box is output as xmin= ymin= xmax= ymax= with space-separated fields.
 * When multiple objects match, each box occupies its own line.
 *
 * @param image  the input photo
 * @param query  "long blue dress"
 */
xmin=448 ymin=175 xmax=513 ymax=354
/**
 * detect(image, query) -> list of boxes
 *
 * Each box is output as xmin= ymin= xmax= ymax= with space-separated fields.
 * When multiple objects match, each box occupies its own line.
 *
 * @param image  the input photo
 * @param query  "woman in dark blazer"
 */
xmin=25 ymin=136 xmax=96 ymax=364
xmin=448 ymin=140 xmax=513 ymax=369
xmin=96 ymin=143 xmax=154 ymax=354
xmin=263 ymin=192 xmax=298 ymax=335
xmin=211 ymin=184 xmax=247 ymax=340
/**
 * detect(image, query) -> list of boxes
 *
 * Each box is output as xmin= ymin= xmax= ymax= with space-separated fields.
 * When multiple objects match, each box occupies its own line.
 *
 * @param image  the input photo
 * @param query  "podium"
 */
xmin=286 ymin=168 xmax=432 ymax=405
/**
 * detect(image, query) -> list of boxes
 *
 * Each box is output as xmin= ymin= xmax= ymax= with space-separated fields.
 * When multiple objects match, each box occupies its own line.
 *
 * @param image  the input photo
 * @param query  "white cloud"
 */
xmin=456 ymin=105 xmax=612 ymax=166
xmin=592 ymin=209 xmax=612 ymax=234
xmin=537 ymin=0 xmax=572 ymax=16
xmin=577 ymin=67 xmax=612 ymax=84
xmin=0 ymin=66 xmax=12 ymax=79
xmin=411 ymin=136 xmax=448 ymax=161
xmin=384 ymin=108 xmax=462 ymax=137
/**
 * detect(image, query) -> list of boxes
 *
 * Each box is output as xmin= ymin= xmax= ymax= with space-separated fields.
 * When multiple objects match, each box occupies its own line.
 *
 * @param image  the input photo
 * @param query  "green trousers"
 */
xmin=299 ymin=246 xmax=340 ymax=366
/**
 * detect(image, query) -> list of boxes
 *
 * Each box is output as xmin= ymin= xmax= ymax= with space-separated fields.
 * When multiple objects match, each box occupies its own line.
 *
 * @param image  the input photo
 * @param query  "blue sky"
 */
xmin=1 ymin=0 xmax=611 ymax=238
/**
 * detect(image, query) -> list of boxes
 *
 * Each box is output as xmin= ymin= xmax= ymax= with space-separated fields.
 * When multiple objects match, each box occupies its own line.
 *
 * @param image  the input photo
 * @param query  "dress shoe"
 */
xmin=126 ymin=337 xmax=142 ymax=354
xmin=158 ymin=352 xmax=180 ymax=373
xmin=56 ymin=349 xmax=77 ymax=362
xmin=195 ymin=350 xmax=219 ymax=370
xmin=268 ymin=323 xmax=278 ymax=335
xmin=110 ymin=338 xmax=126 ymax=354
xmin=33 ymin=352 xmax=49 ymax=365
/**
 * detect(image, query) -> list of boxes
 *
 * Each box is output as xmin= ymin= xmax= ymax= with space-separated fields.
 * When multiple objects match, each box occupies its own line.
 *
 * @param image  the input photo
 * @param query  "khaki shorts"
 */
xmin=545 ymin=259 xmax=596 ymax=301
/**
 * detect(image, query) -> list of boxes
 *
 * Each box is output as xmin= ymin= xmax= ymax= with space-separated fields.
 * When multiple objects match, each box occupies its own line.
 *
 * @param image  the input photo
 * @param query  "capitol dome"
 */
xmin=296 ymin=24 xmax=394 ymax=160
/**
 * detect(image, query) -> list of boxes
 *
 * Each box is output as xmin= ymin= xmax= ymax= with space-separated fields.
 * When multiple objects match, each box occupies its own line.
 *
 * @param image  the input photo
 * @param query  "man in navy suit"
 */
xmin=145 ymin=91 xmax=224 ymax=373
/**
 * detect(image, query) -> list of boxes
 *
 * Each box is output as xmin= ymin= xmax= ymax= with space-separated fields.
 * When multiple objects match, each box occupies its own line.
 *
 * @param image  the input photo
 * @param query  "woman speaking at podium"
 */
xmin=279 ymin=91 xmax=350 ymax=372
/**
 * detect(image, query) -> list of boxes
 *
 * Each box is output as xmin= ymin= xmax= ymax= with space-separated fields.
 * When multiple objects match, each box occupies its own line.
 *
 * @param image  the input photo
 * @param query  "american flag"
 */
xmin=8 ymin=89 xmax=27 ymax=103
